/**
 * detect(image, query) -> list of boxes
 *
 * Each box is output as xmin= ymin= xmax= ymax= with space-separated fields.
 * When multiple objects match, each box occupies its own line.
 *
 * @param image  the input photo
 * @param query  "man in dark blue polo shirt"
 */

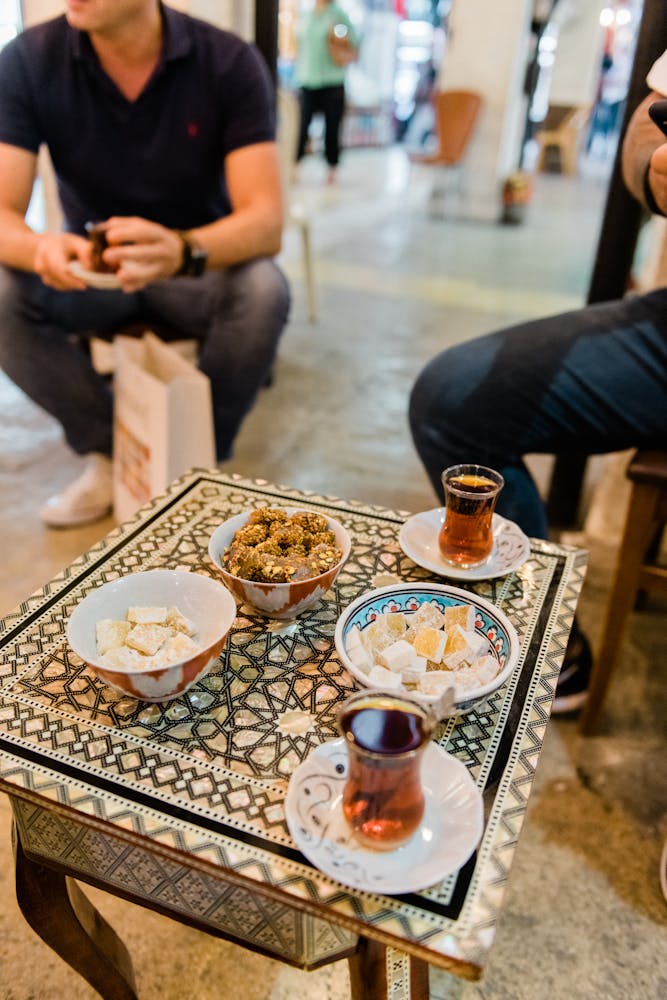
xmin=0 ymin=0 xmax=290 ymax=527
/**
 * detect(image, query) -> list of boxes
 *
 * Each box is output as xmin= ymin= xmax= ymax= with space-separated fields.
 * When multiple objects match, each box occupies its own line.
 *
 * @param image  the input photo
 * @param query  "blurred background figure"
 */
xmin=586 ymin=46 xmax=630 ymax=158
xmin=295 ymin=0 xmax=360 ymax=184
xmin=395 ymin=59 xmax=437 ymax=150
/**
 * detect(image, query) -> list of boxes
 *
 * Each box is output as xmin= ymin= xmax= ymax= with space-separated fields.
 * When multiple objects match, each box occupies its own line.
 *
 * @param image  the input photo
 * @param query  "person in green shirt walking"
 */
xmin=295 ymin=0 xmax=359 ymax=184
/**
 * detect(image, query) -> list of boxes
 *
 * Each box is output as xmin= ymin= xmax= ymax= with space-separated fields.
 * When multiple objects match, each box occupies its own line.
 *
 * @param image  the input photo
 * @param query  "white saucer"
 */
xmin=399 ymin=508 xmax=530 ymax=581
xmin=285 ymin=738 xmax=483 ymax=894
xmin=69 ymin=260 xmax=121 ymax=290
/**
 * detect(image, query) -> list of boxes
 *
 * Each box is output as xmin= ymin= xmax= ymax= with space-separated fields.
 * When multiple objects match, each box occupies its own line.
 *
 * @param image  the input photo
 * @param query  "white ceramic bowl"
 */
xmin=66 ymin=569 xmax=237 ymax=702
xmin=208 ymin=507 xmax=351 ymax=619
xmin=334 ymin=582 xmax=520 ymax=718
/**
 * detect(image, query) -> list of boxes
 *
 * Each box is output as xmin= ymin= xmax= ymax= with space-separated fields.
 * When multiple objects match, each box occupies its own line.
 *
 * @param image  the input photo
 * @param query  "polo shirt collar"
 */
xmin=71 ymin=2 xmax=193 ymax=63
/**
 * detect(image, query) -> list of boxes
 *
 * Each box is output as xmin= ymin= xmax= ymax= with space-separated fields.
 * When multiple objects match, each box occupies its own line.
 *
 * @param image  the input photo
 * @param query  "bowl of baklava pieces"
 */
xmin=208 ymin=506 xmax=351 ymax=619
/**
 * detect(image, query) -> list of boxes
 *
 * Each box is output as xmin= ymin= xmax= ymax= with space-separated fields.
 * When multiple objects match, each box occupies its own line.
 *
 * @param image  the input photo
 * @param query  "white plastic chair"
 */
xmin=277 ymin=88 xmax=317 ymax=322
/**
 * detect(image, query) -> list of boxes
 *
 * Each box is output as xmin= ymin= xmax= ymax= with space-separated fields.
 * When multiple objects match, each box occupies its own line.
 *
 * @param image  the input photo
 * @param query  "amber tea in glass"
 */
xmin=338 ymin=690 xmax=435 ymax=851
xmin=85 ymin=221 xmax=115 ymax=273
xmin=438 ymin=464 xmax=504 ymax=569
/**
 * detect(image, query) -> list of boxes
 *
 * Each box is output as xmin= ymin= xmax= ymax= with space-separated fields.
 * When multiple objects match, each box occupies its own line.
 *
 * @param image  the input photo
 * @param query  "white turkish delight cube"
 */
xmin=377 ymin=638 xmax=419 ymax=673
xmin=368 ymin=664 xmax=404 ymax=689
xmin=345 ymin=626 xmax=373 ymax=673
xmin=412 ymin=601 xmax=446 ymax=629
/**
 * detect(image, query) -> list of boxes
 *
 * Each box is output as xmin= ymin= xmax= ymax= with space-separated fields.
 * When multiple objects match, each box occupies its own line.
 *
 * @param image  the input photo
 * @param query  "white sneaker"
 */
xmin=40 ymin=453 xmax=113 ymax=528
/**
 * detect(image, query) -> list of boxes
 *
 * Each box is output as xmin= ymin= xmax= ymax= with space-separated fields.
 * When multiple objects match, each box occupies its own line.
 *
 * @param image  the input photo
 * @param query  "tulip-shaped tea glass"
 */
xmin=338 ymin=689 xmax=437 ymax=851
xmin=438 ymin=464 xmax=504 ymax=569
xmin=84 ymin=221 xmax=115 ymax=274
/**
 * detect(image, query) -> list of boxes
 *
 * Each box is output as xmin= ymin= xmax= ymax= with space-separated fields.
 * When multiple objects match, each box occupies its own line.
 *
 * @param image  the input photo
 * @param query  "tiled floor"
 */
xmin=0 ymin=145 xmax=665 ymax=999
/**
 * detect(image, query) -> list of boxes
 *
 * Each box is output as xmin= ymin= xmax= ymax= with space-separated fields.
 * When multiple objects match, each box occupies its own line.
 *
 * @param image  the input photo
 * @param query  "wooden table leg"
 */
xmin=12 ymin=821 xmax=138 ymax=1000
xmin=348 ymin=938 xmax=429 ymax=1000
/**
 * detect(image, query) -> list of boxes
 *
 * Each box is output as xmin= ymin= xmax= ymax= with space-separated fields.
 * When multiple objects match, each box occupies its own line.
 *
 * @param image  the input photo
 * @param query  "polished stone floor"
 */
xmin=0 ymin=146 xmax=665 ymax=999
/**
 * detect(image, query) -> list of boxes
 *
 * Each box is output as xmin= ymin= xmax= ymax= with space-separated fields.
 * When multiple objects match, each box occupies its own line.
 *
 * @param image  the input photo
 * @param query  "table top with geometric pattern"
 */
xmin=0 ymin=470 xmax=587 ymax=976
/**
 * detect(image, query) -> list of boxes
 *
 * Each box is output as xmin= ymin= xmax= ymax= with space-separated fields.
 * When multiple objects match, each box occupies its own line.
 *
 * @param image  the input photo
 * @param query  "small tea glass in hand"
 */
xmin=438 ymin=464 xmax=504 ymax=569
xmin=338 ymin=690 xmax=436 ymax=851
xmin=85 ymin=221 xmax=116 ymax=274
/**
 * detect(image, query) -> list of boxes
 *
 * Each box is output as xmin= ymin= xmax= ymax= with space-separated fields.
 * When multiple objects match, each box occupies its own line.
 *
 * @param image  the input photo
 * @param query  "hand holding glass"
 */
xmin=85 ymin=221 xmax=116 ymax=274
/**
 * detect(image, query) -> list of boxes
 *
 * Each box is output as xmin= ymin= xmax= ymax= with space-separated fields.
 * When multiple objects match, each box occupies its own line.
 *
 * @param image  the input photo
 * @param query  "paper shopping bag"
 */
xmin=113 ymin=332 xmax=215 ymax=522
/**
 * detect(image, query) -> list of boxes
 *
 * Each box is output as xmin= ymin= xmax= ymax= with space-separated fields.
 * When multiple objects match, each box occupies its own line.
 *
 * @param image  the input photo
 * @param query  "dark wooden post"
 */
xmin=546 ymin=0 xmax=667 ymax=529
xmin=254 ymin=0 xmax=280 ymax=89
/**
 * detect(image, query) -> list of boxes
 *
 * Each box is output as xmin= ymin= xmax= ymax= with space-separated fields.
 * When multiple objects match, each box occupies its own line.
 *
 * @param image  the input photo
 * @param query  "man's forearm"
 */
xmin=190 ymin=204 xmax=283 ymax=270
xmin=0 ymin=210 xmax=40 ymax=271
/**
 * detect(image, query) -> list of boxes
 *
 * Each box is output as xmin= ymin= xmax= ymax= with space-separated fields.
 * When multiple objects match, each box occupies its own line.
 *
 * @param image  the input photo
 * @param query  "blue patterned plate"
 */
xmin=334 ymin=582 xmax=521 ymax=717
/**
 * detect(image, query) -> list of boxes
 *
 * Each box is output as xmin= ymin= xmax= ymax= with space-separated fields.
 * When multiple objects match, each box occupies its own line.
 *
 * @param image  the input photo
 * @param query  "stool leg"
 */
xmin=13 ymin=821 xmax=138 ymax=1000
xmin=580 ymin=480 xmax=660 ymax=734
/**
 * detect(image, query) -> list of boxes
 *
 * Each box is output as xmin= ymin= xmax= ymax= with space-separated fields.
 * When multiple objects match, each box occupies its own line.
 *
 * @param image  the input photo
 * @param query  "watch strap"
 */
xmin=643 ymin=159 xmax=665 ymax=217
xmin=175 ymin=230 xmax=194 ymax=276
xmin=175 ymin=230 xmax=207 ymax=277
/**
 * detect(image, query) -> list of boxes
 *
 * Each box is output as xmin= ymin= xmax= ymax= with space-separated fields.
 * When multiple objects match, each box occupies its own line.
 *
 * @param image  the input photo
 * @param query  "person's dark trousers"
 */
xmin=297 ymin=85 xmax=346 ymax=167
xmin=408 ymin=288 xmax=667 ymax=541
xmin=0 ymin=260 xmax=290 ymax=463
xmin=408 ymin=288 xmax=667 ymax=708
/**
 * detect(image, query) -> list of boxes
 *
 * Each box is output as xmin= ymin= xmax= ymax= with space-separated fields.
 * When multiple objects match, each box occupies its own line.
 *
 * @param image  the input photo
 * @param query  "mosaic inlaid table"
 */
xmin=0 ymin=471 xmax=587 ymax=999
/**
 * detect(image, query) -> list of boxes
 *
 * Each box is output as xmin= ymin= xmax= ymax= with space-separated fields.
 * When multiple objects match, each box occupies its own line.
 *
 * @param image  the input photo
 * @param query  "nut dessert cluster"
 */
xmin=345 ymin=600 xmax=501 ymax=697
xmin=222 ymin=508 xmax=342 ymax=583
xmin=96 ymin=605 xmax=200 ymax=670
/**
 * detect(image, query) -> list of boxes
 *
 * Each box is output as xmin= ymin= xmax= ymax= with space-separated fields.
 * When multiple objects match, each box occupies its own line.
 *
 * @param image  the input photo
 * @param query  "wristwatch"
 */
xmin=175 ymin=230 xmax=208 ymax=277
xmin=643 ymin=160 xmax=666 ymax=218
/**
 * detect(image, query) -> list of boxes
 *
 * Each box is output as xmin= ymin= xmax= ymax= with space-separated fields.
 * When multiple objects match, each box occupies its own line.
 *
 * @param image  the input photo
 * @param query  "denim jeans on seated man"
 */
xmin=0 ymin=259 xmax=290 ymax=525
xmin=408 ymin=287 xmax=667 ymax=711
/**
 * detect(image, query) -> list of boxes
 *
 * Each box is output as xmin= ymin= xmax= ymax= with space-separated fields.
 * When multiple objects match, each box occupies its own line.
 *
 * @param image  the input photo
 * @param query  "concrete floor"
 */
xmin=0 ymin=146 xmax=665 ymax=999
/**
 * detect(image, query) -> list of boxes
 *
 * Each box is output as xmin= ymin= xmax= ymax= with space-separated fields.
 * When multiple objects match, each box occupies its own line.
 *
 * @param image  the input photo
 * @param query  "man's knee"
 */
xmin=0 ymin=267 xmax=26 ymax=357
xmin=0 ymin=266 xmax=20 ymax=314
xmin=411 ymin=331 xmax=507 ymax=430
xmin=230 ymin=258 xmax=291 ymax=326
xmin=410 ymin=347 xmax=463 ymax=438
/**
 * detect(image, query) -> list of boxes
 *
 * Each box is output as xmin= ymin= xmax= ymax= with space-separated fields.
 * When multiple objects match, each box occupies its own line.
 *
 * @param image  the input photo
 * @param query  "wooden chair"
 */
xmin=411 ymin=89 xmax=483 ymax=167
xmin=409 ymin=89 xmax=483 ymax=214
xmin=535 ymin=104 xmax=591 ymax=176
xmin=580 ymin=449 xmax=667 ymax=733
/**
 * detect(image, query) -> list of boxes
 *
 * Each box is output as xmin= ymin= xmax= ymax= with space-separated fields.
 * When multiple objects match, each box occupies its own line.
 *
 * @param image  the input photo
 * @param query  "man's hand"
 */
xmin=622 ymin=91 xmax=667 ymax=213
xmin=647 ymin=143 xmax=667 ymax=215
xmin=101 ymin=217 xmax=184 ymax=292
xmin=34 ymin=232 xmax=91 ymax=290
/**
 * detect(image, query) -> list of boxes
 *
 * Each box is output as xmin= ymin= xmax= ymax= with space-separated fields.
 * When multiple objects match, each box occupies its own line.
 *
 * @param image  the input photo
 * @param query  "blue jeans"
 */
xmin=0 ymin=259 xmax=290 ymax=462
xmin=409 ymin=289 xmax=667 ymax=538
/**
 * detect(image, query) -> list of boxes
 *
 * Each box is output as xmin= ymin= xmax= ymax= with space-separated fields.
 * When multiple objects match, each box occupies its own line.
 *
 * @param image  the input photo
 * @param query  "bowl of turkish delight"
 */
xmin=334 ymin=582 xmax=520 ymax=718
xmin=208 ymin=506 xmax=351 ymax=619
xmin=66 ymin=569 xmax=237 ymax=702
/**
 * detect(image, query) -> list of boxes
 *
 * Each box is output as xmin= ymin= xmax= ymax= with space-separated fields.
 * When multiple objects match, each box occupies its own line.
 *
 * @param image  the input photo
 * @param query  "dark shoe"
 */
xmin=552 ymin=630 xmax=592 ymax=714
